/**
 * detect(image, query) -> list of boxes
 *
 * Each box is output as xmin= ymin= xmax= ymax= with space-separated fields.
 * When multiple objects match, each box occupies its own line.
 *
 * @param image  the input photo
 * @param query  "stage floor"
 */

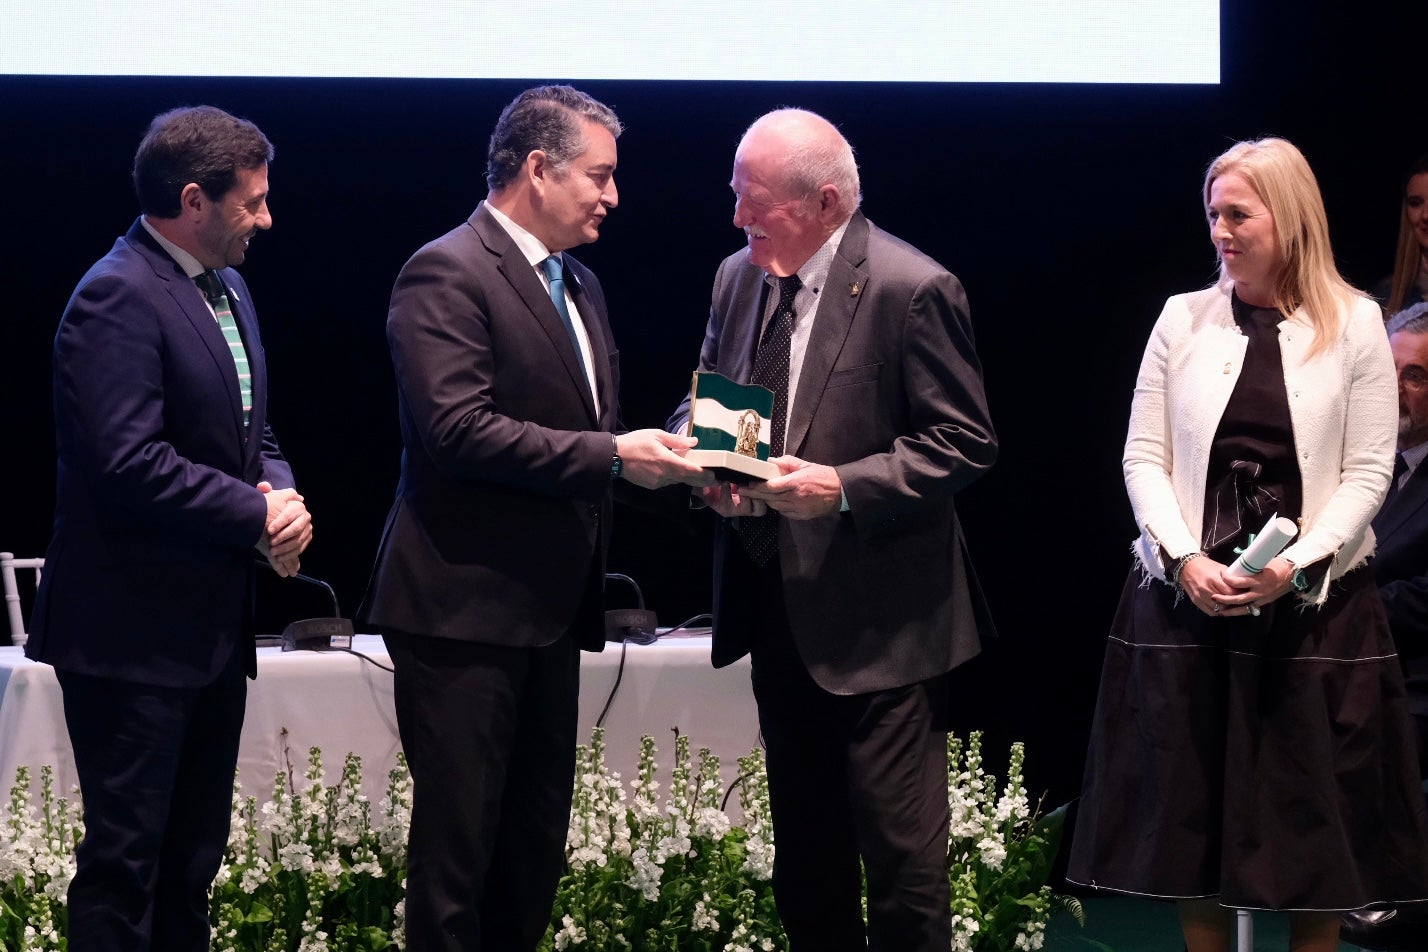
xmin=1047 ymin=896 xmax=1365 ymax=950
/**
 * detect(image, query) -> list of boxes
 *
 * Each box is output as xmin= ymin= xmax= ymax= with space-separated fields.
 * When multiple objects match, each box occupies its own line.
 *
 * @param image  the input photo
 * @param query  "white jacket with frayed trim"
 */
xmin=1125 ymin=283 xmax=1395 ymax=605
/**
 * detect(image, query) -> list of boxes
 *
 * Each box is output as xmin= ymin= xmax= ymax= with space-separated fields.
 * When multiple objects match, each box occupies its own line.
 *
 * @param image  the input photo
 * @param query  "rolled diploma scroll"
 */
xmin=1224 ymin=515 xmax=1298 ymax=578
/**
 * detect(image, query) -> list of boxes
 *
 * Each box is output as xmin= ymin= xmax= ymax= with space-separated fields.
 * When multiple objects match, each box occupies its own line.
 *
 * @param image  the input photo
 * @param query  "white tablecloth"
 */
xmin=0 ymin=634 xmax=759 ymax=808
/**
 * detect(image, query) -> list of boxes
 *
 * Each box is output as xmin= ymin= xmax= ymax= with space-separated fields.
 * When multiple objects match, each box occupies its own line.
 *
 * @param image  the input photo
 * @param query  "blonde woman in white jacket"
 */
xmin=1068 ymin=138 xmax=1428 ymax=952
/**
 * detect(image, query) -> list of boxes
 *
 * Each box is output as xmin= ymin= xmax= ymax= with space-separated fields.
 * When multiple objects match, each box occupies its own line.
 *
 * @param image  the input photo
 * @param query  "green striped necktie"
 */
xmin=195 ymin=270 xmax=252 ymax=429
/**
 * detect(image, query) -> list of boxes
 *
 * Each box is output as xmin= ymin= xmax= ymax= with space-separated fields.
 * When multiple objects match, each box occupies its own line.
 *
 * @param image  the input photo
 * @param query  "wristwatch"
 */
xmin=610 ymin=437 xmax=623 ymax=480
xmin=1286 ymin=560 xmax=1309 ymax=592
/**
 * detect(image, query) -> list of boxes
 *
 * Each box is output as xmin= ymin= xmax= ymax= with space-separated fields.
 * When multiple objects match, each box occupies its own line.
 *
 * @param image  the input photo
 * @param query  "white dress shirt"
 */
xmin=484 ymin=203 xmax=600 ymax=417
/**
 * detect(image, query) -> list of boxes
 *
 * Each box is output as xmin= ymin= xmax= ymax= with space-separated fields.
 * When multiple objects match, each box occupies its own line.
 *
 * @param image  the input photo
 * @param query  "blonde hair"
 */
xmin=1387 ymin=155 xmax=1428 ymax=317
xmin=1203 ymin=137 xmax=1362 ymax=356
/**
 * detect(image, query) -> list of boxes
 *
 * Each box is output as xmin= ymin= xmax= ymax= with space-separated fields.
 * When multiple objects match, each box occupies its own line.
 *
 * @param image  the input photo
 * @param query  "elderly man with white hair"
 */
xmin=669 ymin=108 xmax=997 ymax=951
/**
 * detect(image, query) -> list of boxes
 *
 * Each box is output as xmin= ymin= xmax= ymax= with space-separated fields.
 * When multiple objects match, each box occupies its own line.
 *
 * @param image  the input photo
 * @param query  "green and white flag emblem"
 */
xmin=689 ymin=371 xmax=774 ymax=460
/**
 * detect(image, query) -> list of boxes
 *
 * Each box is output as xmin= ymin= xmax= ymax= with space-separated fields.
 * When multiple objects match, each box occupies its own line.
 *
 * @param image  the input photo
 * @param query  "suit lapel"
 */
xmin=730 ymin=278 xmax=771 ymax=388
xmin=1376 ymin=462 xmax=1428 ymax=546
xmin=473 ymin=206 xmax=599 ymax=425
xmin=129 ymin=223 xmax=249 ymax=444
xmin=566 ymin=269 xmax=616 ymax=428
xmin=220 ymin=271 xmax=267 ymax=461
xmin=786 ymin=214 xmax=870 ymax=457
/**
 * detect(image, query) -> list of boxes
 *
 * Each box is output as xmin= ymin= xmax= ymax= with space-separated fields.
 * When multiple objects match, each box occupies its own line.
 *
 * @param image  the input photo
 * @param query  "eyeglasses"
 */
xmin=1401 ymin=368 xmax=1428 ymax=391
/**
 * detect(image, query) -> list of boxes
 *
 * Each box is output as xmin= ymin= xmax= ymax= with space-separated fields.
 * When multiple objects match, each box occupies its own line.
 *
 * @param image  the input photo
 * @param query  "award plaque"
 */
xmin=684 ymin=371 xmax=781 ymax=483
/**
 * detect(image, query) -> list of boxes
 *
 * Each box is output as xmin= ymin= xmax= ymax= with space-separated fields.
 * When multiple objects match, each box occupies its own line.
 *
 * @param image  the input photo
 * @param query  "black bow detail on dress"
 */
xmin=1204 ymin=459 xmax=1281 ymax=552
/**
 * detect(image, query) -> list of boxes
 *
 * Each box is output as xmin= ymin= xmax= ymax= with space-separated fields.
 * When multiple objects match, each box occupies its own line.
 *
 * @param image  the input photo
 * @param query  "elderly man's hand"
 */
xmin=740 ymin=456 xmax=843 ymax=520
xmin=699 ymin=481 xmax=769 ymax=518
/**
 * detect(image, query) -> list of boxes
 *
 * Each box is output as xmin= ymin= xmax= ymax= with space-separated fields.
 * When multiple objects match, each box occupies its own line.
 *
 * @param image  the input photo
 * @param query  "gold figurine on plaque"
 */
xmin=735 ymin=409 xmax=761 ymax=457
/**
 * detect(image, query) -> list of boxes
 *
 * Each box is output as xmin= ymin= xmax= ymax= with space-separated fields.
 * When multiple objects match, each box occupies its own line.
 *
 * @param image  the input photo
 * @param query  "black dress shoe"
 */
xmin=1341 ymin=905 xmax=1428 ymax=951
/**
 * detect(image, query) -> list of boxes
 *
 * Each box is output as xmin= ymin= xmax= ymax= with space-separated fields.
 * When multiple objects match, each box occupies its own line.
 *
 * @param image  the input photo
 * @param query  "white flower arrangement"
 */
xmin=541 ymin=729 xmax=783 ymax=952
xmin=0 ymin=729 xmax=1074 ymax=951
xmin=208 ymin=742 xmax=410 ymax=952
xmin=945 ymin=732 xmax=1082 ymax=952
xmin=0 ymin=766 xmax=78 ymax=951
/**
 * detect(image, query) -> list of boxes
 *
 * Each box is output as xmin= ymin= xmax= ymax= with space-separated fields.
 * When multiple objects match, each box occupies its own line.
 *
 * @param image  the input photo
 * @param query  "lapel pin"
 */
xmin=850 ymin=281 xmax=861 ymax=297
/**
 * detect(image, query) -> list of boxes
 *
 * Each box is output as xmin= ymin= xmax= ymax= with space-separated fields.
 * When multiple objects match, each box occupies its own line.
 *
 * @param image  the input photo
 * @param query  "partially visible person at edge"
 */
xmin=668 ymin=108 xmax=997 ymax=951
xmin=1375 ymin=153 xmax=1428 ymax=316
xmin=26 ymin=105 xmax=313 ymax=952
xmin=1341 ymin=300 xmax=1428 ymax=951
xmin=1066 ymin=136 xmax=1428 ymax=952
xmin=358 ymin=85 xmax=709 ymax=952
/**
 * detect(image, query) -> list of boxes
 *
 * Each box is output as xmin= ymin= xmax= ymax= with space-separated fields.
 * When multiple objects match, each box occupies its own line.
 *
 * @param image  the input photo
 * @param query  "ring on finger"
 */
xmin=1247 ymin=603 xmax=1261 ymax=617
xmin=1211 ymin=603 xmax=1221 ymax=613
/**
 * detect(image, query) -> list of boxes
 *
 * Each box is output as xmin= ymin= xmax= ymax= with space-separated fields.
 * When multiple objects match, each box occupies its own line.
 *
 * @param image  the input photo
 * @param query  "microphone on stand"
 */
xmin=255 ymin=561 xmax=354 ymax=651
xmin=604 ymin=573 xmax=659 ymax=644
xmin=280 ymin=573 xmax=354 ymax=651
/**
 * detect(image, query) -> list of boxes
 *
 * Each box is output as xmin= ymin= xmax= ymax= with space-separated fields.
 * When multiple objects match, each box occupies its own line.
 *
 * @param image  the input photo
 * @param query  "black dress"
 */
xmin=1067 ymin=296 xmax=1428 ymax=910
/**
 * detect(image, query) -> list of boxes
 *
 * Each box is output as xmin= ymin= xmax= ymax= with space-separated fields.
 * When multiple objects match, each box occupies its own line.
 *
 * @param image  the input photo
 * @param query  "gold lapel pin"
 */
xmin=850 ymin=281 xmax=861 ymax=297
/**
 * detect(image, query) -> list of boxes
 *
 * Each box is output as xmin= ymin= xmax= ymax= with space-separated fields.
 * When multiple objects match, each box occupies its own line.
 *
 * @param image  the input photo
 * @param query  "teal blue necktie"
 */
xmin=541 ymin=255 xmax=590 ymax=382
xmin=195 ymin=270 xmax=252 ymax=429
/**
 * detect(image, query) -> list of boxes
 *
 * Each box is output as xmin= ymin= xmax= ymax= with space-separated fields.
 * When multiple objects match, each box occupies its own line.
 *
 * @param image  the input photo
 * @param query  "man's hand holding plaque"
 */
xmin=738 ymin=456 xmax=845 ymax=519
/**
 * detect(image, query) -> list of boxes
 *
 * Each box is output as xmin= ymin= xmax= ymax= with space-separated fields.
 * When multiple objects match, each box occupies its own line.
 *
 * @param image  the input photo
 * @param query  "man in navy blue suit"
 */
xmin=26 ymin=105 xmax=312 ymax=952
xmin=1343 ymin=301 xmax=1428 ymax=951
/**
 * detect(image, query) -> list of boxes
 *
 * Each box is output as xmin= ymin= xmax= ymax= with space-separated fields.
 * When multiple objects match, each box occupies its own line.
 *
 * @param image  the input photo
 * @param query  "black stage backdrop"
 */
xmin=1 ymin=0 xmax=1420 ymax=807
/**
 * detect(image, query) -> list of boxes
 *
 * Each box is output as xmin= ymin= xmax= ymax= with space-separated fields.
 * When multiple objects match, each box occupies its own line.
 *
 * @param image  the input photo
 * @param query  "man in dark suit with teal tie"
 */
xmin=669 ymin=108 xmax=998 ymax=951
xmin=27 ymin=105 xmax=312 ymax=951
xmin=360 ymin=85 xmax=708 ymax=951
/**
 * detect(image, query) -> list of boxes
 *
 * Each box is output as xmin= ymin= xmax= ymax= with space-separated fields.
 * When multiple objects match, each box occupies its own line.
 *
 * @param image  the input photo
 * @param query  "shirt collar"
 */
xmin=1402 ymin=441 xmax=1428 ymax=474
xmin=483 ymin=201 xmax=555 ymax=269
xmin=764 ymin=218 xmax=852 ymax=298
xmin=140 ymin=216 xmax=207 ymax=279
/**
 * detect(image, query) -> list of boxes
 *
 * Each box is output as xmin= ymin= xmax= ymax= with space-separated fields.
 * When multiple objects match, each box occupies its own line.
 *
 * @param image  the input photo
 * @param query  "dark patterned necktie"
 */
xmin=1383 ymin=452 xmax=1410 ymax=512
xmin=195 ymin=269 xmax=251 ymax=429
xmin=739 ymin=274 xmax=801 ymax=566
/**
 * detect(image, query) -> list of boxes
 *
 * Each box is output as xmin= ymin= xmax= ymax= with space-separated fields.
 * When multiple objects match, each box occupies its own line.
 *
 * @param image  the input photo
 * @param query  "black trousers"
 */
xmin=385 ymin=631 xmax=580 ymax=952
xmin=744 ymin=554 xmax=952 ymax=952
xmin=57 ymin=660 xmax=247 ymax=952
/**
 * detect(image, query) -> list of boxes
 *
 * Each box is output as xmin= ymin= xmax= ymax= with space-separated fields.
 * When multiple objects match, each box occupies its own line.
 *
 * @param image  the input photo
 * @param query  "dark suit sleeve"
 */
xmin=837 ymin=271 xmax=997 ymax=535
xmin=55 ymin=271 xmax=269 ymax=549
xmin=387 ymin=240 xmax=612 ymax=501
xmin=257 ymin=423 xmax=294 ymax=489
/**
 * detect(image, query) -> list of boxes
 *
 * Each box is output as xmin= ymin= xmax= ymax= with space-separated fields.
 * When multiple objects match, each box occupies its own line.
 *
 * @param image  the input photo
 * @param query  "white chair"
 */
xmin=1 ymin=552 xmax=44 ymax=648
